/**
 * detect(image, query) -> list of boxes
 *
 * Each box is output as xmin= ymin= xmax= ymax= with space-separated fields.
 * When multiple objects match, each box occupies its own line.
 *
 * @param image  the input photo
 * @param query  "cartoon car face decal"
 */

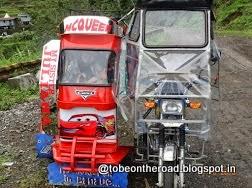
xmin=69 ymin=114 xmax=98 ymax=122
xmin=75 ymin=90 xmax=96 ymax=100
xmin=64 ymin=114 xmax=116 ymax=139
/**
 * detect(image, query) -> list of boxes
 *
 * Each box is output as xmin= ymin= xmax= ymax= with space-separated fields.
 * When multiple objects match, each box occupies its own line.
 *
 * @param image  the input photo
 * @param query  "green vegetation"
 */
xmin=0 ymin=0 xmax=132 ymax=67
xmin=0 ymin=30 xmax=40 ymax=67
xmin=215 ymin=0 xmax=252 ymax=36
xmin=0 ymin=83 xmax=38 ymax=111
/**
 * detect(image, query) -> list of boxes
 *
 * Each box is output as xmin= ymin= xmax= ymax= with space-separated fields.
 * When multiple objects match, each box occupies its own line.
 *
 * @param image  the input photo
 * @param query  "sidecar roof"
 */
xmin=136 ymin=0 xmax=213 ymax=9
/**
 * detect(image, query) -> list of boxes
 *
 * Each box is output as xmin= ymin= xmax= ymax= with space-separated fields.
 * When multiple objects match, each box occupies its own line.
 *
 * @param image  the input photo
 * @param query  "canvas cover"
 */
xmin=137 ymin=0 xmax=213 ymax=9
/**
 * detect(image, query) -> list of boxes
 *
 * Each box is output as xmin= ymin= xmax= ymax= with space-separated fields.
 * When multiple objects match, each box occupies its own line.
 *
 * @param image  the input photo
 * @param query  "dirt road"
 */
xmin=0 ymin=36 xmax=251 ymax=188
xmin=186 ymin=36 xmax=252 ymax=187
xmin=198 ymin=36 xmax=252 ymax=188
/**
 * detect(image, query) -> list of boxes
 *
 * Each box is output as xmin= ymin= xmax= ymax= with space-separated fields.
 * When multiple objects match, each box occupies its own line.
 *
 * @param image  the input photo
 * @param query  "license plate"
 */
xmin=48 ymin=163 xmax=128 ymax=187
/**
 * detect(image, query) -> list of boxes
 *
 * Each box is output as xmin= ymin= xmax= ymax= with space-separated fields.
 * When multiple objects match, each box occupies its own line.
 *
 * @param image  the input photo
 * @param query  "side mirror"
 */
xmin=211 ymin=41 xmax=221 ymax=63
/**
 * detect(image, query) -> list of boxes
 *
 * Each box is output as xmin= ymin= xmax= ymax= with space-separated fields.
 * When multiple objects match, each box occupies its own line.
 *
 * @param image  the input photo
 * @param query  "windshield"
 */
xmin=136 ymin=50 xmax=211 ymax=98
xmin=144 ymin=10 xmax=207 ymax=47
xmin=59 ymin=50 xmax=115 ymax=85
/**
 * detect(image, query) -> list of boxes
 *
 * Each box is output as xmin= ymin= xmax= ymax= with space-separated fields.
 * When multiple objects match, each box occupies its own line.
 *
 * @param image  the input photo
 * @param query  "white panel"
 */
xmin=39 ymin=40 xmax=60 ymax=86
xmin=59 ymin=107 xmax=116 ymax=121
xmin=63 ymin=16 xmax=111 ymax=35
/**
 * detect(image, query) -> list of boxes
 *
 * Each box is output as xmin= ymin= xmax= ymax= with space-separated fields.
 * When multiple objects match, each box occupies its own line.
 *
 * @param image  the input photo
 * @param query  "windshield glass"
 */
xmin=136 ymin=50 xmax=211 ymax=98
xmin=60 ymin=50 xmax=115 ymax=85
xmin=144 ymin=10 xmax=206 ymax=47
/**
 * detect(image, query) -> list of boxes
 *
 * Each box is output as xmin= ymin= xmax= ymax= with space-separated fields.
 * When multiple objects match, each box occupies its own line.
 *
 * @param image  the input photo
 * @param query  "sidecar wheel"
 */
xmin=164 ymin=162 xmax=175 ymax=188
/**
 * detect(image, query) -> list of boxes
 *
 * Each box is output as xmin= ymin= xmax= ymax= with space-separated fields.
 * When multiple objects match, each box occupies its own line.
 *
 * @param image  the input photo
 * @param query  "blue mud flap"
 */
xmin=35 ymin=133 xmax=53 ymax=158
xmin=48 ymin=163 xmax=128 ymax=188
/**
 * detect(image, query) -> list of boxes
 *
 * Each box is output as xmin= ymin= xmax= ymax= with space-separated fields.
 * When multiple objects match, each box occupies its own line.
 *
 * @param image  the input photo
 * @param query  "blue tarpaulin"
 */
xmin=48 ymin=163 xmax=128 ymax=187
xmin=35 ymin=133 xmax=53 ymax=158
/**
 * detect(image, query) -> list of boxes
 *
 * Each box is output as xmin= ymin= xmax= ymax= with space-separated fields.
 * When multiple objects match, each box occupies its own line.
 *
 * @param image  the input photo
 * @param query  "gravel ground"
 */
xmin=0 ymin=36 xmax=251 ymax=188
xmin=0 ymin=100 xmax=54 ymax=188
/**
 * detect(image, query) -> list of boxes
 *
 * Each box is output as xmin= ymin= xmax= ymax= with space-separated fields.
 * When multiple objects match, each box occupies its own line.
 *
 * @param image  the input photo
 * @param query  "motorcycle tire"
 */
xmin=163 ymin=161 xmax=175 ymax=188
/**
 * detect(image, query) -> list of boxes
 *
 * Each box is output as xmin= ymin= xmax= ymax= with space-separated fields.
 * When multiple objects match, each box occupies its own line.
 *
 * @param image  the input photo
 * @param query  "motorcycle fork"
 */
xmin=157 ymin=124 xmax=165 ymax=187
xmin=157 ymin=124 xmax=186 ymax=188
xmin=179 ymin=124 xmax=186 ymax=188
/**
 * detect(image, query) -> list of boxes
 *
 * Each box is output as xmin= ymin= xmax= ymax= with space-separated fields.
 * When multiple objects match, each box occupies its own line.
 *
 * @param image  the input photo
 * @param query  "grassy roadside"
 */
xmin=215 ymin=0 xmax=252 ymax=31
xmin=0 ymin=83 xmax=39 ymax=111
xmin=216 ymin=30 xmax=252 ymax=38
xmin=0 ymin=31 xmax=41 ymax=67
xmin=0 ymin=51 xmax=40 ymax=68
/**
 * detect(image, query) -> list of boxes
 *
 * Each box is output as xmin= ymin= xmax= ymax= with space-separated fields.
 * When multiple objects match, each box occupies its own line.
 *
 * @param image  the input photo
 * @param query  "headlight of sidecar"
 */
xmin=161 ymin=100 xmax=183 ymax=115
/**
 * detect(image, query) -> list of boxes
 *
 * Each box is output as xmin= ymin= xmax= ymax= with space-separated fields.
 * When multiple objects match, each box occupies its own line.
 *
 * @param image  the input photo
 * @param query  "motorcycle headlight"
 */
xmin=161 ymin=100 xmax=183 ymax=115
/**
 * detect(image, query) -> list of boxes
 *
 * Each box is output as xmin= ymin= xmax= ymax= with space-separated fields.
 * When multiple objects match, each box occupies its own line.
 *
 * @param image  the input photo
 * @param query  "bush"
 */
xmin=0 ymin=31 xmax=40 ymax=66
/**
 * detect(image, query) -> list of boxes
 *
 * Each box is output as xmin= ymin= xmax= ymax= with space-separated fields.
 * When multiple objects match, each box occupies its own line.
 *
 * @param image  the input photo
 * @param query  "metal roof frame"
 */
xmin=136 ymin=0 xmax=213 ymax=9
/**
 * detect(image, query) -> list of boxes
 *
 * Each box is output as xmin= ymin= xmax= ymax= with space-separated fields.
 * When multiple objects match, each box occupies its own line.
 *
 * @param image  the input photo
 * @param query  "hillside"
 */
xmin=0 ymin=0 xmax=251 ymax=40
xmin=0 ymin=0 xmax=132 ymax=66
xmin=215 ymin=0 xmax=252 ymax=33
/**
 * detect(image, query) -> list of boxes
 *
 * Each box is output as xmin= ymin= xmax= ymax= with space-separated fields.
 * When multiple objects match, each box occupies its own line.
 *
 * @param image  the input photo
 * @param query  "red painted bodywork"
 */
xmin=61 ymin=34 xmax=121 ymax=53
xmin=53 ymin=136 xmax=129 ymax=172
xmin=58 ymin=86 xmax=116 ymax=110
xmin=53 ymin=32 xmax=130 ymax=172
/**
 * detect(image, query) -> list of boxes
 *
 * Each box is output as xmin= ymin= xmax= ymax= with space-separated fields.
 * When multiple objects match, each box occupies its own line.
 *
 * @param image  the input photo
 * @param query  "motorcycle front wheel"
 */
xmin=163 ymin=161 xmax=175 ymax=188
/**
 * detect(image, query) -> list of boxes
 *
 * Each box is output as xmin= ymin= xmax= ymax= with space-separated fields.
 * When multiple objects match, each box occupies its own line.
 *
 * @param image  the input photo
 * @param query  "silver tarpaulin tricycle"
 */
xmin=116 ymin=0 xmax=221 ymax=187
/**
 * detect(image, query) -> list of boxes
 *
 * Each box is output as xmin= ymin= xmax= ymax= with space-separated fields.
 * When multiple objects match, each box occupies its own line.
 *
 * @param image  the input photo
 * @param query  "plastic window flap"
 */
xmin=134 ymin=50 xmax=212 ymax=140
xmin=136 ymin=50 xmax=211 ymax=98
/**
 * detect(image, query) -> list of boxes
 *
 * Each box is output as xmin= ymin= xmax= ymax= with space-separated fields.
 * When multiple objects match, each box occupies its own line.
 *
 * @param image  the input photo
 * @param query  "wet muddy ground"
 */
xmin=0 ymin=36 xmax=251 ymax=188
